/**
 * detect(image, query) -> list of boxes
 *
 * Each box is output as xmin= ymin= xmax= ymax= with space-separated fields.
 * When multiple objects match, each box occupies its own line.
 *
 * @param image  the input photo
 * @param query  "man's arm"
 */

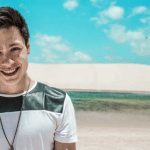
xmin=54 ymin=140 xmax=76 ymax=150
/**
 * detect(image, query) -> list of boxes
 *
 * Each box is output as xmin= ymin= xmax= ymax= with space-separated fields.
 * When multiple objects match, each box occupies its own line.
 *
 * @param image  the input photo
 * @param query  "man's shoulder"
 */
xmin=29 ymin=82 xmax=67 ymax=113
xmin=33 ymin=81 xmax=66 ymax=97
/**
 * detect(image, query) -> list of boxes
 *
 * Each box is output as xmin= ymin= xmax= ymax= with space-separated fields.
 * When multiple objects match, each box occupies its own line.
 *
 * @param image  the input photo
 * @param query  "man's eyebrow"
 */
xmin=9 ymin=43 xmax=21 ymax=47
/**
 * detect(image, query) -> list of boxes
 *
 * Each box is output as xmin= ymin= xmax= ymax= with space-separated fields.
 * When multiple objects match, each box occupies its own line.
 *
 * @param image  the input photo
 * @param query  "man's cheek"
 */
xmin=18 ymin=53 xmax=28 ymax=59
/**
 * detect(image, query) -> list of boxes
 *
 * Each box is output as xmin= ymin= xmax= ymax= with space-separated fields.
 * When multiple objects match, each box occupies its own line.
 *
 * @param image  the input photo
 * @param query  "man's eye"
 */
xmin=11 ymin=47 xmax=21 ymax=51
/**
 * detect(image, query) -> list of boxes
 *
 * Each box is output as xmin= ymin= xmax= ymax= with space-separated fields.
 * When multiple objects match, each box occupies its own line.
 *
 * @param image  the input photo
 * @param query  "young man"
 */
xmin=0 ymin=7 xmax=77 ymax=150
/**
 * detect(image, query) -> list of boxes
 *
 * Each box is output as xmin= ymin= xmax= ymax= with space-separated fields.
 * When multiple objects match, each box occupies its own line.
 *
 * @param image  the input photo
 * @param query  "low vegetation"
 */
xmin=70 ymin=96 xmax=150 ymax=112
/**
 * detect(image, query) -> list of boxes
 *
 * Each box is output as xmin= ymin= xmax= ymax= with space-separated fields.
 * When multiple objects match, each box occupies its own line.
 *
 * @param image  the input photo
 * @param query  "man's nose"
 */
xmin=0 ymin=53 xmax=15 ymax=65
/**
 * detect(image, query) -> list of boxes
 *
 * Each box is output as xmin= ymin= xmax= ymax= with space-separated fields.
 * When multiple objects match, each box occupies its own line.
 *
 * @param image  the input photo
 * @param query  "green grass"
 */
xmin=71 ymin=97 xmax=150 ymax=112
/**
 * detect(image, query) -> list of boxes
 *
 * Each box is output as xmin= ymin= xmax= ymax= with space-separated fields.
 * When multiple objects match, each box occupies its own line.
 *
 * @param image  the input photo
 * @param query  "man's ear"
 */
xmin=26 ymin=40 xmax=30 ymax=55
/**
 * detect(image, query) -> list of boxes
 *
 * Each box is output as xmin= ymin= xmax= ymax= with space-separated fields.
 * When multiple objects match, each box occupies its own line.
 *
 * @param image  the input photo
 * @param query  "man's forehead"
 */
xmin=0 ymin=27 xmax=24 ymax=46
xmin=0 ymin=26 xmax=22 ymax=38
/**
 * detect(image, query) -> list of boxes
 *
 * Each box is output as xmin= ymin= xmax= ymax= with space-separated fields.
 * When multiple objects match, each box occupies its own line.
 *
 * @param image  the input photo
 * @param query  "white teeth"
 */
xmin=2 ymin=68 xmax=16 ymax=74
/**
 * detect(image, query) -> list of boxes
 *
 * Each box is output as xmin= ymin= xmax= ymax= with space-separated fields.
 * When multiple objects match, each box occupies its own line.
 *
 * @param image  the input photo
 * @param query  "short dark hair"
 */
xmin=0 ymin=7 xmax=29 ymax=45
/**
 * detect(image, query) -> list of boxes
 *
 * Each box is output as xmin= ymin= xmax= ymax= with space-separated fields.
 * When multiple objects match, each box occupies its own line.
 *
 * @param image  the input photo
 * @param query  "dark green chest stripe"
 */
xmin=0 ymin=82 xmax=66 ymax=114
xmin=0 ymin=96 xmax=23 ymax=113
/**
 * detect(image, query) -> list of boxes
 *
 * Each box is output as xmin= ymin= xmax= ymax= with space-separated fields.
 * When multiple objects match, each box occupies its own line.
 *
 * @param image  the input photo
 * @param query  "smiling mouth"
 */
xmin=1 ymin=67 xmax=20 ymax=76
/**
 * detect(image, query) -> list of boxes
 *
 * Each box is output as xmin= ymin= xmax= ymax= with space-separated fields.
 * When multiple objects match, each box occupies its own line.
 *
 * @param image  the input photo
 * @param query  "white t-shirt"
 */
xmin=0 ymin=81 xmax=78 ymax=150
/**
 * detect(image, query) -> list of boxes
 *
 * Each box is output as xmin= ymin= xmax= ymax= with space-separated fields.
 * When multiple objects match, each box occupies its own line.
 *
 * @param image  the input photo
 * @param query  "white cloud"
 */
xmin=105 ymin=6 xmax=124 ymax=20
xmin=140 ymin=18 xmax=147 ymax=23
xmin=105 ymin=55 xmax=123 ymax=61
xmin=105 ymin=24 xmax=150 ymax=56
xmin=90 ymin=0 xmax=103 ymax=5
xmin=130 ymin=40 xmax=150 ymax=56
xmin=133 ymin=6 xmax=147 ymax=14
xmin=35 ymin=33 xmax=61 ymax=45
xmin=63 ymin=0 xmax=78 ymax=11
xmin=51 ymin=44 xmax=71 ymax=52
xmin=34 ymin=33 xmax=70 ymax=52
xmin=32 ymin=48 xmax=61 ymax=64
xmin=110 ymin=1 xmax=117 ymax=5
xmin=32 ymin=56 xmax=40 ymax=62
xmin=140 ymin=17 xmax=150 ymax=24
xmin=19 ymin=4 xmax=29 ymax=14
xmin=105 ymin=55 xmax=130 ymax=63
xmin=41 ymin=48 xmax=60 ymax=63
xmin=34 ymin=33 xmax=71 ymax=63
xmin=129 ymin=6 xmax=148 ymax=18
xmin=91 ymin=14 xmax=109 ymax=25
xmin=108 ymin=24 xmax=144 ymax=44
xmin=90 ymin=0 xmax=103 ymax=8
xmin=68 ymin=51 xmax=93 ymax=63
xmin=91 ymin=5 xmax=124 ymax=25
xmin=34 ymin=33 xmax=93 ymax=63
xmin=19 ymin=4 xmax=26 ymax=8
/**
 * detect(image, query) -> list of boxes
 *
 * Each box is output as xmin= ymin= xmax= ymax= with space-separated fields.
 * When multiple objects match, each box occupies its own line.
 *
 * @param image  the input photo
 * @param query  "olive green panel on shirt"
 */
xmin=0 ymin=82 xmax=66 ymax=114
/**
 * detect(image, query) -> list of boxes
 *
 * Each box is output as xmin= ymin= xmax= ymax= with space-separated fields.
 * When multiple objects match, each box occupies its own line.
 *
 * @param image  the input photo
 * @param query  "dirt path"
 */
xmin=75 ymin=111 xmax=150 ymax=150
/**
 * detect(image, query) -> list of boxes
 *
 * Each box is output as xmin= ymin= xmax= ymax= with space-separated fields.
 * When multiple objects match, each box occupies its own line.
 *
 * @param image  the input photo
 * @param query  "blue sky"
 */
xmin=1 ymin=0 xmax=150 ymax=64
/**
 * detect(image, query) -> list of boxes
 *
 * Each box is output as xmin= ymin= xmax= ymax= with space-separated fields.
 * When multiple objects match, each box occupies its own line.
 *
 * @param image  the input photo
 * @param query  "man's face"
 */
xmin=0 ymin=26 xmax=30 ymax=85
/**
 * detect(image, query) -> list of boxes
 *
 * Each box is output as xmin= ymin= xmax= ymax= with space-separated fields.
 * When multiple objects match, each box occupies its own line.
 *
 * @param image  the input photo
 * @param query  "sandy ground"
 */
xmin=75 ymin=111 xmax=150 ymax=150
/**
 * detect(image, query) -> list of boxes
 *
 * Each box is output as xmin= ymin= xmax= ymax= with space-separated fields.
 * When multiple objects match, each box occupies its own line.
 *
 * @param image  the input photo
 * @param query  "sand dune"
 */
xmin=28 ymin=63 xmax=150 ymax=93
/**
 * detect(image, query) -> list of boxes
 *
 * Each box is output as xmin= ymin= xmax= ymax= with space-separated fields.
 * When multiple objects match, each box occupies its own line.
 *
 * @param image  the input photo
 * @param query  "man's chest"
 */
xmin=0 ymin=110 xmax=57 ymax=149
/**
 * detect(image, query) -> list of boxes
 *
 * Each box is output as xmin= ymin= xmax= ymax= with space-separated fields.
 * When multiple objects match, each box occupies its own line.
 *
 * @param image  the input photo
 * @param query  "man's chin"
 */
xmin=1 ymin=79 xmax=20 ymax=86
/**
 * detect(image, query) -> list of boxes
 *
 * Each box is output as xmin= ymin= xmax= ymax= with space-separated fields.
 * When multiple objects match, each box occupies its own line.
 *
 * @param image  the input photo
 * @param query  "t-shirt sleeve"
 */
xmin=54 ymin=93 xmax=78 ymax=143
